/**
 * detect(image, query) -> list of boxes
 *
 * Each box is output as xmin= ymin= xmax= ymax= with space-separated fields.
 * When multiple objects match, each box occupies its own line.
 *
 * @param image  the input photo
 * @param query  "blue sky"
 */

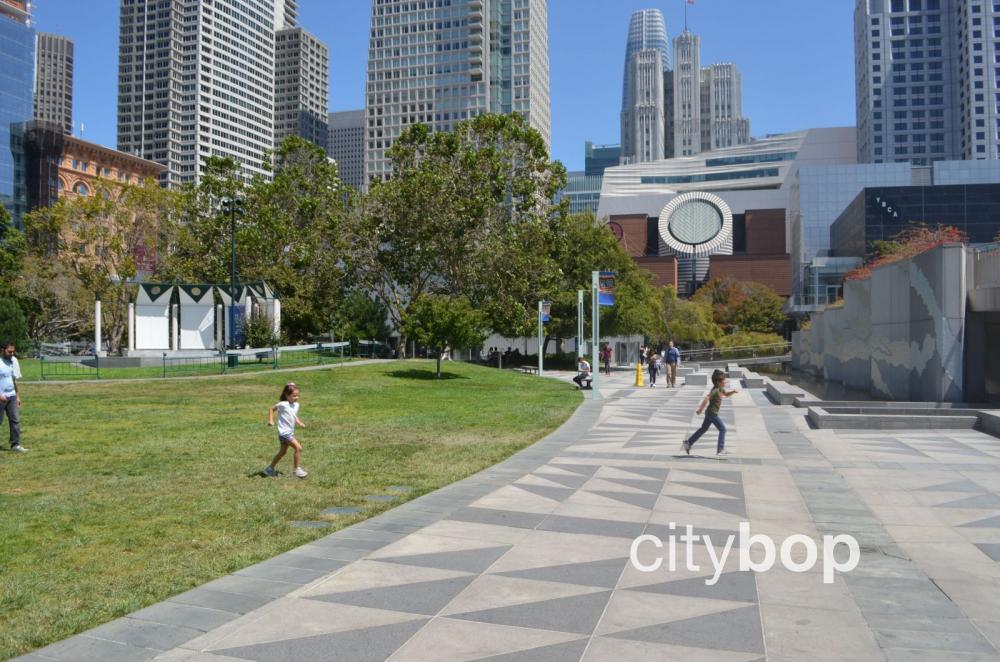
xmin=32 ymin=1 xmax=855 ymax=171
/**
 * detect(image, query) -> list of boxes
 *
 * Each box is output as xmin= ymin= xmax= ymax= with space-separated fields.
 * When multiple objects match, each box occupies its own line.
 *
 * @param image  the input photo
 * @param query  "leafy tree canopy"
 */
xmin=402 ymin=294 xmax=488 ymax=378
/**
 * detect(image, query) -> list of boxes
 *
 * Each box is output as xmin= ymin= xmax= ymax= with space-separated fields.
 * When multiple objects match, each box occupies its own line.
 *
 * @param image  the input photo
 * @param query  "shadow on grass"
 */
xmin=386 ymin=369 xmax=469 ymax=381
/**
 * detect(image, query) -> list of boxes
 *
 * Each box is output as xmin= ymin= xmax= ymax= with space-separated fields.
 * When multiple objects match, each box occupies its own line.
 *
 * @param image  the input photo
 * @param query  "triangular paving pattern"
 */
xmin=513 ymin=483 xmax=576 ymax=502
xmin=307 ymin=575 xmax=475 ymax=615
xmin=495 ymin=557 xmax=628 ymax=589
xmin=376 ymin=545 xmax=511 ymax=574
xmin=532 ymin=472 xmax=589 ymax=489
xmin=959 ymin=514 xmax=1000 ymax=528
xmin=917 ymin=480 xmax=984 ymax=493
xmin=935 ymin=494 xmax=1000 ymax=509
xmin=548 ymin=463 xmax=602 ymax=477
xmin=667 ymin=494 xmax=747 ymax=517
xmin=677 ymin=468 xmax=742 ymax=484
xmin=601 ymin=476 xmax=664 ymax=493
xmin=613 ymin=465 xmax=670 ymax=480
xmin=448 ymin=590 xmax=613 ymax=635
xmin=630 ymin=571 xmax=757 ymax=603
xmin=586 ymin=489 xmax=660 ymax=509
xmin=975 ymin=543 xmax=1000 ymax=561
xmin=672 ymin=480 xmax=744 ymax=499
xmin=474 ymin=638 xmax=589 ymax=661
xmin=212 ymin=618 xmax=428 ymax=662
xmin=608 ymin=605 xmax=765 ymax=654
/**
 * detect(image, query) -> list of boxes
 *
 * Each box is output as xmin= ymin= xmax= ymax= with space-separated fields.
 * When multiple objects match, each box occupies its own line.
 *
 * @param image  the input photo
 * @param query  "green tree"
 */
xmin=0 ymin=206 xmax=26 ymax=297
xmin=162 ymin=140 xmax=350 ymax=341
xmin=732 ymin=283 xmax=785 ymax=334
xmin=542 ymin=212 xmax=665 ymax=354
xmin=14 ymin=255 xmax=90 ymax=341
xmin=402 ymin=294 xmax=488 ymax=378
xmin=0 ymin=296 xmax=30 ymax=352
xmin=336 ymin=291 xmax=391 ymax=350
xmin=663 ymin=285 xmax=721 ymax=345
xmin=352 ymin=114 xmax=567 ymax=353
xmin=25 ymin=178 xmax=180 ymax=354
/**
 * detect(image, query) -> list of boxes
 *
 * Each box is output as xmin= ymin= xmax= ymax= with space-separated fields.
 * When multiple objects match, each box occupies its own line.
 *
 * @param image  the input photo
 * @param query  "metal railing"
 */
xmin=162 ymin=353 xmax=226 ymax=378
xmin=39 ymin=355 xmax=100 ymax=380
xmin=974 ymin=242 xmax=1000 ymax=289
xmin=679 ymin=342 xmax=792 ymax=364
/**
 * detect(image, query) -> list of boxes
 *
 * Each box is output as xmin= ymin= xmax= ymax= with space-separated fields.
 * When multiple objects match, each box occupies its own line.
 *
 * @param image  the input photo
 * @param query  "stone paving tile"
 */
xmin=30 ymin=370 xmax=1000 ymax=660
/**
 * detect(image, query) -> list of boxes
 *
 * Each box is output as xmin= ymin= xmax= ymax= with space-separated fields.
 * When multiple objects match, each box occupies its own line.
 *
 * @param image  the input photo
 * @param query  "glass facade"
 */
xmin=641 ymin=167 xmax=779 ymax=185
xmin=584 ymin=141 xmax=621 ymax=177
xmin=833 ymin=183 xmax=1000 ymax=256
xmin=0 ymin=8 xmax=35 ymax=225
xmin=556 ymin=171 xmax=602 ymax=215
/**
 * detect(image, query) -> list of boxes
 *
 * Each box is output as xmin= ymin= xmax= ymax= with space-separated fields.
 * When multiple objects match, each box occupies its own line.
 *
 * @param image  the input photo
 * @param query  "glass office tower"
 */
xmin=0 ymin=0 xmax=35 ymax=227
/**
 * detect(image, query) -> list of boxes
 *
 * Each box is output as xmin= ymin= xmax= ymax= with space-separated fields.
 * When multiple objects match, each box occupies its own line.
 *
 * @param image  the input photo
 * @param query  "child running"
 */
xmin=263 ymin=382 xmax=308 ymax=478
xmin=683 ymin=369 xmax=738 ymax=456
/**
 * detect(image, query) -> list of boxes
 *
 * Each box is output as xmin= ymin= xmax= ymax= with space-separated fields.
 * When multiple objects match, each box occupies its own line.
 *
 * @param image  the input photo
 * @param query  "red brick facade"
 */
xmin=708 ymin=255 xmax=792 ymax=296
xmin=635 ymin=256 xmax=678 ymax=289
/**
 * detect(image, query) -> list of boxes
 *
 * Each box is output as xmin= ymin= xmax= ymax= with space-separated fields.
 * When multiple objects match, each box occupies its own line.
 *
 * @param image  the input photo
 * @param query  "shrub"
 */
xmin=715 ymin=331 xmax=785 ymax=349
xmin=845 ymin=223 xmax=967 ymax=281
xmin=0 ymin=297 xmax=31 ymax=354
xmin=242 ymin=311 xmax=280 ymax=348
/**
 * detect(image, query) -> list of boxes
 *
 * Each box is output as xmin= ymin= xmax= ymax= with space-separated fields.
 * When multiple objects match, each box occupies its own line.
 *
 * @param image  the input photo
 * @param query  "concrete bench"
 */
xmin=574 ymin=375 xmax=593 ymax=390
xmin=726 ymin=363 xmax=744 ymax=379
xmin=807 ymin=406 xmax=981 ymax=431
xmin=766 ymin=380 xmax=806 ymax=405
xmin=685 ymin=373 xmax=709 ymax=386
xmin=517 ymin=365 xmax=539 ymax=375
xmin=742 ymin=370 xmax=766 ymax=388
xmin=978 ymin=411 xmax=1000 ymax=438
xmin=676 ymin=367 xmax=696 ymax=376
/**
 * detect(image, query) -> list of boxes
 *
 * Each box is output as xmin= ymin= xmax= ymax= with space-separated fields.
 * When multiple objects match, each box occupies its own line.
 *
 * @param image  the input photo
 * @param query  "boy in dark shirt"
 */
xmin=683 ymin=369 xmax=738 ymax=456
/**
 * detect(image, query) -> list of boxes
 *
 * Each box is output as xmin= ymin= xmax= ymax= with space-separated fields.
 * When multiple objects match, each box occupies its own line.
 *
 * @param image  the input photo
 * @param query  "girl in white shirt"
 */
xmin=263 ymin=383 xmax=308 ymax=478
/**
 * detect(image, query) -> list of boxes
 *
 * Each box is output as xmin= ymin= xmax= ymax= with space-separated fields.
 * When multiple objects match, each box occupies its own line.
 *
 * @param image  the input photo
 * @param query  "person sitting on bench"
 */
xmin=573 ymin=356 xmax=592 ymax=389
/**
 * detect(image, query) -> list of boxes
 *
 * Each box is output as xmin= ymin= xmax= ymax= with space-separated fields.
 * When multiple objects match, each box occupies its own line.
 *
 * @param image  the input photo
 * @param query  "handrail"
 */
xmin=678 ymin=342 xmax=791 ymax=363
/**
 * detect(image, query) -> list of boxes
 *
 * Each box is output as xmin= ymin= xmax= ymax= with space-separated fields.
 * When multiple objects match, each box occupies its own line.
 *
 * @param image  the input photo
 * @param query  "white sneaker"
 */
xmin=294 ymin=467 xmax=308 ymax=478
xmin=10 ymin=444 xmax=28 ymax=453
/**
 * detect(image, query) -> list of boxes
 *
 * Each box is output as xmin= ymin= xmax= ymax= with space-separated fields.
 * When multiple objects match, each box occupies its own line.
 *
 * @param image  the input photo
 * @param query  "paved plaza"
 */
xmin=21 ymin=369 xmax=1000 ymax=661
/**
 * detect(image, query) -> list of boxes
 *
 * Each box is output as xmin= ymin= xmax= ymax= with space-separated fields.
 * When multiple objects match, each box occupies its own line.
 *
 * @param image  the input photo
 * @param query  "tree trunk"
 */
xmin=436 ymin=353 xmax=442 ymax=379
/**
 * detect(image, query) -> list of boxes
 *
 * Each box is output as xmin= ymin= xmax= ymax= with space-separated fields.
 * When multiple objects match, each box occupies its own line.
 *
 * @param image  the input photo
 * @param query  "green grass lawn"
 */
xmin=0 ymin=361 xmax=580 ymax=659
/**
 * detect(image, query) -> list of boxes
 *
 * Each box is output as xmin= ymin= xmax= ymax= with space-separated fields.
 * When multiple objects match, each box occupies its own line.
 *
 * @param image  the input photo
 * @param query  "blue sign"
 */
xmin=599 ymin=272 xmax=616 ymax=307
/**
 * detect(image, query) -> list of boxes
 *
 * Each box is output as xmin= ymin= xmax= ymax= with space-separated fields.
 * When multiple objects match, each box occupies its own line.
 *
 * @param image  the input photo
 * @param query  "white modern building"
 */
xmin=364 ymin=0 xmax=551 ymax=184
xmin=33 ymin=32 xmax=72 ymax=135
xmin=117 ymin=1 xmax=297 ymax=186
xmin=855 ymin=0 xmax=1000 ymax=164
xmin=620 ymin=9 xmax=669 ymax=165
xmin=275 ymin=26 xmax=329 ymax=152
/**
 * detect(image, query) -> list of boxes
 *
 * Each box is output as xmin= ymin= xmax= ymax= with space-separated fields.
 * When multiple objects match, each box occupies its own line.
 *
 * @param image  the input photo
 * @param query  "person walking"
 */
xmin=683 ymin=369 xmax=738 ymax=456
xmin=0 ymin=341 xmax=25 ymax=452
xmin=573 ymin=356 xmax=592 ymax=389
xmin=601 ymin=343 xmax=613 ymax=376
xmin=648 ymin=352 xmax=660 ymax=387
xmin=262 ymin=382 xmax=308 ymax=478
xmin=664 ymin=340 xmax=681 ymax=387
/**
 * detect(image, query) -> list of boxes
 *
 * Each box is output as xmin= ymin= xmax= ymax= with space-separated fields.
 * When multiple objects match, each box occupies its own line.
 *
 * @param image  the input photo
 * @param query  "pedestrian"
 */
xmin=664 ymin=340 xmax=681 ymax=387
xmin=573 ymin=355 xmax=592 ymax=389
xmin=262 ymin=382 xmax=308 ymax=478
xmin=648 ymin=352 xmax=660 ymax=387
xmin=638 ymin=345 xmax=646 ymax=366
xmin=602 ymin=343 xmax=613 ymax=376
xmin=683 ymin=369 xmax=738 ymax=456
xmin=0 ymin=341 xmax=25 ymax=452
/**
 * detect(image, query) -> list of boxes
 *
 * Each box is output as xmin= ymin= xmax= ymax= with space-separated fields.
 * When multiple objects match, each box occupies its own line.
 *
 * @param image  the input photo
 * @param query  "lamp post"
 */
xmin=222 ymin=197 xmax=244 ymax=349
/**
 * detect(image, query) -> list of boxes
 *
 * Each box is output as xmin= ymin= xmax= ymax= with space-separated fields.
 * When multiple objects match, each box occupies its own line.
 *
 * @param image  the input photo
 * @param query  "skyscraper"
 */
xmin=117 ymin=1 xmax=292 ymax=186
xmin=1 ymin=0 xmax=34 ymax=224
xmin=665 ymin=30 xmax=751 ymax=158
xmin=669 ymin=30 xmax=701 ymax=157
xmin=34 ymin=32 xmax=73 ymax=135
xmin=274 ymin=27 xmax=329 ymax=151
xmin=620 ymin=9 xmax=669 ymax=164
xmin=855 ymin=0 xmax=1000 ymax=164
xmin=328 ymin=110 xmax=365 ymax=191
xmin=364 ymin=0 xmax=551 ymax=184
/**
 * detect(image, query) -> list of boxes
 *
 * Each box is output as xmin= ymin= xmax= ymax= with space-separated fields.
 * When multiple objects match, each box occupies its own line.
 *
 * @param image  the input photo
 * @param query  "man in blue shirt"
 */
xmin=664 ymin=339 xmax=681 ymax=388
xmin=0 ymin=341 xmax=26 ymax=452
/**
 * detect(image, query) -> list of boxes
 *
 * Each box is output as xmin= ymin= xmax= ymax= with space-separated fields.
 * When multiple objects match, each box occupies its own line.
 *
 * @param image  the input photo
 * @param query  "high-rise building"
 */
xmin=665 ymin=30 xmax=751 ymax=159
xmin=855 ymin=0 xmax=1000 ymax=164
xmin=1 ymin=0 xmax=34 ymax=225
xmin=327 ymin=110 xmax=365 ymax=191
xmin=275 ymin=27 xmax=329 ymax=151
xmin=117 ymin=1 xmax=292 ymax=187
xmin=365 ymin=0 xmax=551 ymax=184
xmin=668 ymin=30 xmax=702 ymax=158
xmin=620 ymin=9 xmax=669 ymax=165
xmin=33 ymin=32 xmax=73 ymax=135
xmin=700 ymin=63 xmax=750 ymax=151
xmin=584 ymin=141 xmax=621 ymax=177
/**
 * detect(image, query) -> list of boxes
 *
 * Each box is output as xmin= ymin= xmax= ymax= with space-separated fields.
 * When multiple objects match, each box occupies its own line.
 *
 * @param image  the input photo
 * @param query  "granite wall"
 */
xmin=792 ymin=243 xmax=966 ymax=402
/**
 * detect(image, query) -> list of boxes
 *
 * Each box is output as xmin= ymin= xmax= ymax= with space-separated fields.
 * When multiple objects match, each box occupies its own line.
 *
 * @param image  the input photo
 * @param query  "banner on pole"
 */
xmin=540 ymin=301 xmax=551 ymax=323
xmin=599 ymin=272 xmax=616 ymax=307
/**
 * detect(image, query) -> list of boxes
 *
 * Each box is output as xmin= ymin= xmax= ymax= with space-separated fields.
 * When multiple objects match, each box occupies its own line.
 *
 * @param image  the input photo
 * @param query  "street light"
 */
xmin=221 ymin=197 xmax=244 ymax=350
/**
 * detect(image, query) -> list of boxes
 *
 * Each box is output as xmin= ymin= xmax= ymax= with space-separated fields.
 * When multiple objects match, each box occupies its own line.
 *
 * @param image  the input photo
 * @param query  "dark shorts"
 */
xmin=279 ymin=434 xmax=296 ymax=445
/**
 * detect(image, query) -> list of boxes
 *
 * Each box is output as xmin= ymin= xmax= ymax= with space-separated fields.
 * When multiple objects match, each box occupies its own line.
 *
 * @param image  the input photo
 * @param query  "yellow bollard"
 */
xmin=634 ymin=361 xmax=644 ymax=387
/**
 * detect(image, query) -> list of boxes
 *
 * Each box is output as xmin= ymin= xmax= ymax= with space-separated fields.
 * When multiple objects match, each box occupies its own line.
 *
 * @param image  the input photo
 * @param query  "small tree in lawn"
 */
xmin=402 ymin=295 xmax=487 ymax=379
